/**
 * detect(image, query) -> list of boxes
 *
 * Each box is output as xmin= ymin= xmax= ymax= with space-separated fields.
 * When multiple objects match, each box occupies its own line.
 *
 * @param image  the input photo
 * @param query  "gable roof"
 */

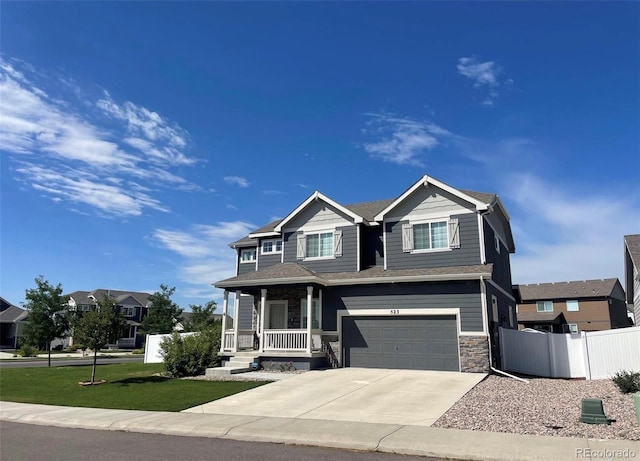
xmin=517 ymin=311 xmax=567 ymax=324
xmin=0 ymin=301 xmax=27 ymax=323
xmin=67 ymin=289 xmax=152 ymax=307
xmin=274 ymin=191 xmax=365 ymax=232
xmin=373 ymin=175 xmax=493 ymax=221
xmin=516 ymin=279 xmax=620 ymax=301
xmin=625 ymin=234 xmax=640 ymax=266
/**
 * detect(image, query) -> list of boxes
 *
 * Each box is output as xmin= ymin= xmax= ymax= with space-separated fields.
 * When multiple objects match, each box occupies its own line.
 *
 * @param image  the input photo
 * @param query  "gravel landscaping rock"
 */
xmin=433 ymin=374 xmax=640 ymax=440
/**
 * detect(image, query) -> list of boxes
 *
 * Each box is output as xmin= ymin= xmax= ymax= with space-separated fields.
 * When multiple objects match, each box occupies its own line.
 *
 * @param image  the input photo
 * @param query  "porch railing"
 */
xmin=223 ymin=331 xmax=235 ymax=351
xmin=237 ymin=330 xmax=255 ymax=350
xmin=263 ymin=329 xmax=323 ymax=352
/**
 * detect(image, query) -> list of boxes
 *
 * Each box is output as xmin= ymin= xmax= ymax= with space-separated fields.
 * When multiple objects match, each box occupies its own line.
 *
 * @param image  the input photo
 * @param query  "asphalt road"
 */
xmin=0 ymin=421 xmax=444 ymax=461
xmin=0 ymin=355 xmax=144 ymax=368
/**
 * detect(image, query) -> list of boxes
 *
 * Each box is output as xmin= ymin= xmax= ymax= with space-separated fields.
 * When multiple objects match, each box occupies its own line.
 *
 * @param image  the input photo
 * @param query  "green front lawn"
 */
xmin=0 ymin=363 xmax=269 ymax=411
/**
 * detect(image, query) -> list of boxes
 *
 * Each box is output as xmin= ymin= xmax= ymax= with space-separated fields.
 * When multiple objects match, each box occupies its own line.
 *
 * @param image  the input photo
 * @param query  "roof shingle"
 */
xmin=517 ymin=279 xmax=619 ymax=301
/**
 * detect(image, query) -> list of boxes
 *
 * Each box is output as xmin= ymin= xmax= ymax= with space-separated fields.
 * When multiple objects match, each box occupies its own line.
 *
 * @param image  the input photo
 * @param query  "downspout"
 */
xmin=481 ymin=278 xmax=529 ymax=384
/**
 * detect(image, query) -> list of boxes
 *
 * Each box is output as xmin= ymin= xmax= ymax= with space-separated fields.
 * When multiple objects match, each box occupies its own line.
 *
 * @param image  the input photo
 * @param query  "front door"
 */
xmin=268 ymin=302 xmax=287 ymax=329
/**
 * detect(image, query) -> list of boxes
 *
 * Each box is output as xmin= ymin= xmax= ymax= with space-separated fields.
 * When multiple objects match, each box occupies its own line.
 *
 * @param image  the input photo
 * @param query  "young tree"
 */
xmin=72 ymin=294 xmax=127 ymax=384
xmin=140 ymin=285 xmax=183 ymax=335
xmin=22 ymin=276 xmax=70 ymax=367
xmin=183 ymin=301 xmax=218 ymax=332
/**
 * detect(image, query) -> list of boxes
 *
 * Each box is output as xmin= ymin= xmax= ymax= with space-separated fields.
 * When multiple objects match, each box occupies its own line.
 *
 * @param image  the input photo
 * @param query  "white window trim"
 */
xmin=261 ymin=239 xmax=283 ymax=255
xmin=569 ymin=323 xmax=579 ymax=334
xmin=409 ymin=218 xmax=452 ymax=254
xmin=566 ymin=300 xmax=579 ymax=312
xmin=240 ymin=248 xmax=257 ymax=263
xmin=303 ymin=229 xmax=335 ymax=260
xmin=122 ymin=306 xmax=135 ymax=317
xmin=536 ymin=301 xmax=554 ymax=313
xmin=300 ymin=298 xmax=322 ymax=329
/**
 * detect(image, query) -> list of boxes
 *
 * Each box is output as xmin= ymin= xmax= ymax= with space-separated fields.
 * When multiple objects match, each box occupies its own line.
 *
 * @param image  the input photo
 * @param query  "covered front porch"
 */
xmin=219 ymin=285 xmax=325 ymax=356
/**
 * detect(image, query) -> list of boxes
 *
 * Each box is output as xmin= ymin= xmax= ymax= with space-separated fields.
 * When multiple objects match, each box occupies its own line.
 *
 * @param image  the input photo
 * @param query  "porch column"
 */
xmin=233 ymin=290 xmax=241 ymax=352
xmin=221 ymin=291 xmax=229 ymax=351
xmin=306 ymin=285 xmax=313 ymax=353
xmin=259 ymin=289 xmax=267 ymax=353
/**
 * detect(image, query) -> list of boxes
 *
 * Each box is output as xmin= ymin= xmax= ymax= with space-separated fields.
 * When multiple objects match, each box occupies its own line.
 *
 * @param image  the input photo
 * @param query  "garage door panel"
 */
xmin=342 ymin=315 xmax=459 ymax=371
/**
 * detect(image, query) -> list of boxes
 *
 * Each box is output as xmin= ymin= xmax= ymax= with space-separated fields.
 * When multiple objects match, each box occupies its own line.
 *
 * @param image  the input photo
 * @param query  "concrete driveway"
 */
xmin=184 ymin=368 xmax=486 ymax=426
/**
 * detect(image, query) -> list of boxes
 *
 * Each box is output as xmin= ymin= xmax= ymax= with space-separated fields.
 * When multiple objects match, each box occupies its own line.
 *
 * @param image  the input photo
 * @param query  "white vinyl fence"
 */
xmin=500 ymin=326 xmax=640 ymax=379
xmin=143 ymin=332 xmax=198 ymax=364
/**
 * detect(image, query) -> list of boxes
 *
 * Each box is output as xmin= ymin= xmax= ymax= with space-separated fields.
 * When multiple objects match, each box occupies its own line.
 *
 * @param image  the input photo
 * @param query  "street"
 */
xmin=0 ymin=421 xmax=443 ymax=461
xmin=0 ymin=356 xmax=143 ymax=368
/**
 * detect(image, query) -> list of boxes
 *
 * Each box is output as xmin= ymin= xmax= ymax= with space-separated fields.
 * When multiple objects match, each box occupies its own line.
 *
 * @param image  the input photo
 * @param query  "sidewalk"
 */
xmin=1 ymin=401 xmax=638 ymax=461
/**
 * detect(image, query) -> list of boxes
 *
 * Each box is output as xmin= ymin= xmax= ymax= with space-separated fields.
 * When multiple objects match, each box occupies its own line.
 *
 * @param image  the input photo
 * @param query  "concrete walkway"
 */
xmin=1 ymin=401 xmax=638 ymax=461
xmin=185 ymin=368 xmax=486 ymax=426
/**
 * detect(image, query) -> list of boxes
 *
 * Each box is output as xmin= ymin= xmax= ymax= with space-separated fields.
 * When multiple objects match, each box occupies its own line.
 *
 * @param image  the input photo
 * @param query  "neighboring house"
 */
xmin=174 ymin=311 xmax=233 ymax=331
xmin=0 ymin=297 xmax=28 ymax=349
xmin=67 ymin=289 xmax=151 ymax=348
xmin=514 ymin=279 xmax=630 ymax=333
xmin=215 ymin=174 xmax=517 ymax=372
xmin=624 ymin=234 xmax=640 ymax=325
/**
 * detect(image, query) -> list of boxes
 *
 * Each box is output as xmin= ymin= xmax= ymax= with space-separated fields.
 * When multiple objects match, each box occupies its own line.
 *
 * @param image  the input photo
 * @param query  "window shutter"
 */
xmin=334 ymin=229 xmax=343 ymax=257
xmin=296 ymin=233 xmax=306 ymax=260
xmin=401 ymin=223 xmax=413 ymax=252
xmin=448 ymin=218 xmax=460 ymax=249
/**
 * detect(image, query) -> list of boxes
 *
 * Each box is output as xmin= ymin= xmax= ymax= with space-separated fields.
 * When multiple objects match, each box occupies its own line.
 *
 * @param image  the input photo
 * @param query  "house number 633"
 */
xmin=390 ymin=309 xmax=400 ymax=315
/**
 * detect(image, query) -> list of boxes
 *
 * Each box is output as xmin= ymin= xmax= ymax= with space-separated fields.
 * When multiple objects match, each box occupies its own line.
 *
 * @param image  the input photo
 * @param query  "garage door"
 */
xmin=342 ymin=315 xmax=459 ymax=371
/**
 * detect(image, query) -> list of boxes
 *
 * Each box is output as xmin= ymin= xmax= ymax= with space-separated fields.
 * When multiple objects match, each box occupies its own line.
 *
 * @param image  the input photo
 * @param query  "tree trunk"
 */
xmin=91 ymin=349 xmax=97 ymax=384
xmin=47 ymin=342 xmax=51 ymax=367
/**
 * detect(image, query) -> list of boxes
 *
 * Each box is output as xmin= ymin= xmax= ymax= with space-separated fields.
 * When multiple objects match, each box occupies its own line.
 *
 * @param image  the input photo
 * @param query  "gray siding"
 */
xmin=283 ymin=200 xmax=353 ymax=231
xmin=484 ymin=211 xmax=510 ymax=251
xmin=386 ymin=213 xmax=481 ymax=270
xmin=257 ymin=253 xmax=281 ymax=271
xmin=361 ymin=225 xmax=384 ymax=268
xmin=238 ymin=295 xmax=254 ymax=330
xmin=483 ymin=220 xmax=513 ymax=292
xmin=283 ymin=225 xmax=358 ymax=273
xmin=323 ymin=281 xmax=483 ymax=332
xmin=486 ymin=283 xmax=516 ymax=368
xmin=386 ymin=185 xmax=476 ymax=221
xmin=237 ymin=258 xmax=257 ymax=275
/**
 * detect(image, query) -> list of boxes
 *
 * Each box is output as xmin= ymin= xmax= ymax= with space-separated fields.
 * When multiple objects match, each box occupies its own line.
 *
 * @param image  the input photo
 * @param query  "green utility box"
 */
xmin=579 ymin=398 xmax=610 ymax=425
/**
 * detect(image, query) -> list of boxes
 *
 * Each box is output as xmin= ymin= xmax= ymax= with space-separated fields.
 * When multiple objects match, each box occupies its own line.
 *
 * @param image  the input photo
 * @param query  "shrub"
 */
xmin=611 ymin=370 xmax=640 ymax=394
xmin=131 ymin=347 xmax=145 ymax=355
xmin=160 ymin=325 xmax=221 ymax=378
xmin=19 ymin=344 xmax=38 ymax=357
xmin=65 ymin=344 xmax=86 ymax=352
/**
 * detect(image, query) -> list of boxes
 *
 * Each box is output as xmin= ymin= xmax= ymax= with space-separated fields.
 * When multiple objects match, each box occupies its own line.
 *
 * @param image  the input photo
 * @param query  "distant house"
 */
xmin=67 ymin=289 xmax=152 ymax=348
xmin=0 ymin=297 xmax=28 ymax=349
xmin=514 ymin=279 xmax=630 ymax=333
xmin=624 ymin=234 xmax=640 ymax=325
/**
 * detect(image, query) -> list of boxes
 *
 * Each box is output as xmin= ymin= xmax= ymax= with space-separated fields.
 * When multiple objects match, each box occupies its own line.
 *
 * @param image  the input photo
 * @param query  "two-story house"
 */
xmin=624 ymin=234 xmax=640 ymax=324
xmin=514 ymin=279 xmax=630 ymax=333
xmin=67 ymin=289 xmax=151 ymax=348
xmin=215 ymin=175 xmax=516 ymax=373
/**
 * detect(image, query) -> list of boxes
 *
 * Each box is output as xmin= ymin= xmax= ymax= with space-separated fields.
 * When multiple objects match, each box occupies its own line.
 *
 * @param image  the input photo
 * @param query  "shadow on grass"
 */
xmin=112 ymin=376 xmax=171 ymax=386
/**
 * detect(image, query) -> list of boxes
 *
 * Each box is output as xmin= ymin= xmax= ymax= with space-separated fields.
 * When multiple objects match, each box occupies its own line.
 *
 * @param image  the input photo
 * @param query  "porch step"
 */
xmin=205 ymin=366 xmax=251 ymax=377
xmin=225 ymin=358 xmax=257 ymax=368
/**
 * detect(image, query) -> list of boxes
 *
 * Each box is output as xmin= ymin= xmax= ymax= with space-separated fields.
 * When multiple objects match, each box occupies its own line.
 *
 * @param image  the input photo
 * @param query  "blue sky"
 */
xmin=1 ymin=2 xmax=639 ymax=313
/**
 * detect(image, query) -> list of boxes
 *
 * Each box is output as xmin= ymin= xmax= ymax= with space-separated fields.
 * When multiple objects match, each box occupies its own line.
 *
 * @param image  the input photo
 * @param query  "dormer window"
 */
xmin=240 ymin=248 xmax=256 ymax=263
xmin=261 ymin=239 xmax=282 ymax=255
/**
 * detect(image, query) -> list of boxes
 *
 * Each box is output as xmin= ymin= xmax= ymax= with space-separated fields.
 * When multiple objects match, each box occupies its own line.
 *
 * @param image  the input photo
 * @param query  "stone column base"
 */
xmin=459 ymin=335 xmax=490 ymax=373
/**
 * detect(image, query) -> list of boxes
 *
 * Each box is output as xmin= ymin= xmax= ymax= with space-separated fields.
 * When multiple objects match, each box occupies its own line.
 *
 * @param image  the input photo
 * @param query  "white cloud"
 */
xmin=362 ymin=113 xmax=453 ymax=166
xmin=0 ymin=57 xmax=198 ymax=217
xmin=457 ymin=56 xmax=506 ymax=105
xmin=224 ymin=176 xmax=250 ymax=188
xmin=505 ymin=174 xmax=638 ymax=285
xmin=153 ymin=221 xmax=256 ymax=308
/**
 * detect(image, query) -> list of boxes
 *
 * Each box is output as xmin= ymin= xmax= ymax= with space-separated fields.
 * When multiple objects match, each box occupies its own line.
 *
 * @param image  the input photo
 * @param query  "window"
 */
xmin=122 ymin=306 xmax=135 ymax=317
xmin=495 ymin=235 xmax=501 ymax=254
xmin=563 ymin=323 xmax=579 ymax=334
xmin=402 ymin=218 xmax=459 ymax=252
xmin=536 ymin=301 xmax=553 ymax=312
xmin=261 ymin=239 xmax=282 ymax=255
xmin=491 ymin=295 xmax=498 ymax=323
xmin=240 ymin=248 xmax=256 ymax=263
xmin=301 ymin=299 xmax=321 ymax=329
xmin=306 ymin=232 xmax=333 ymax=258
xmin=566 ymin=300 xmax=579 ymax=312
xmin=509 ymin=305 xmax=514 ymax=328
xmin=413 ymin=221 xmax=448 ymax=250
